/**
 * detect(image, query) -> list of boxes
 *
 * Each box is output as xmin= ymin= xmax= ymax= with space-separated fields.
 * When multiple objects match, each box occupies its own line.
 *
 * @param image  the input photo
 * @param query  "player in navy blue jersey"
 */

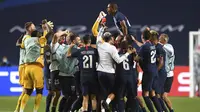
xmin=115 ymin=40 xmax=138 ymax=112
xmin=136 ymin=29 xmax=162 ymax=112
xmin=150 ymin=30 xmax=168 ymax=112
xmin=107 ymin=3 xmax=135 ymax=43
xmin=67 ymin=35 xmax=98 ymax=112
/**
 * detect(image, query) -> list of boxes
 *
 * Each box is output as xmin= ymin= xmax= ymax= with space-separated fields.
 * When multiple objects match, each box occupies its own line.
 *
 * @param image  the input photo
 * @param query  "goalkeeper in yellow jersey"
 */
xmin=19 ymin=20 xmax=53 ymax=112
xmin=14 ymin=22 xmax=36 ymax=112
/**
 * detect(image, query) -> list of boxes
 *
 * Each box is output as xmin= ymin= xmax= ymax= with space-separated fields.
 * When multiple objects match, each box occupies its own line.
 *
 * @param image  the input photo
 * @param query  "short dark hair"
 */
xmin=31 ymin=30 xmax=42 ymax=37
xmin=90 ymin=35 xmax=96 ymax=44
xmin=24 ymin=22 xmax=33 ymax=30
xmin=83 ymin=34 xmax=91 ymax=44
xmin=109 ymin=3 xmax=118 ymax=11
xmin=142 ymin=29 xmax=151 ymax=40
xmin=120 ymin=40 xmax=129 ymax=50
xmin=103 ymin=32 xmax=112 ymax=42
xmin=70 ymin=33 xmax=79 ymax=42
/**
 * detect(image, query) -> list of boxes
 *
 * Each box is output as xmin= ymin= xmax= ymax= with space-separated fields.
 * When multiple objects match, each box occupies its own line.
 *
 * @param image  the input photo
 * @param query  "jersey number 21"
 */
xmin=83 ymin=55 xmax=93 ymax=68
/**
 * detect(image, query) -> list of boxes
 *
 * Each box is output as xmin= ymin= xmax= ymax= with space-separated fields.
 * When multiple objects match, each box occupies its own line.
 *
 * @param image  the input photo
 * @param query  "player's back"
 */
xmin=79 ymin=46 xmax=98 ymax=75
xmin=24 ymin=37 xmax=41 ymax=63
xmin=139 ymin=41 xmax=157 ymax=74
xmin=113 ymin=11 xmax=134 ymax=35
xmin=97 ymin=42 xmax=116 ymax=73
xmin=117 ymin=50 xmax=135 ymax=76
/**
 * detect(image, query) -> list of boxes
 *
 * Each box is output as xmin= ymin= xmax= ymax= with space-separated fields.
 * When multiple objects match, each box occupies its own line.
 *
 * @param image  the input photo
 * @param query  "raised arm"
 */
xmin=16 ymin=34 xmax=24 ymax=47
xmin=96 ymin=27 xmax=105 ymax=43
xmin=92 ymin=11 xmax=106 ymax=37
xmin=110 ymin=46 xmax=133 ymax=64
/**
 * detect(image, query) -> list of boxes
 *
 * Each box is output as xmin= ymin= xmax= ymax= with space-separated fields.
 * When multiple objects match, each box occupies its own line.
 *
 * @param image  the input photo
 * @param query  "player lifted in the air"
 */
xmin=107 ymin=3 xmax=135 ymax=42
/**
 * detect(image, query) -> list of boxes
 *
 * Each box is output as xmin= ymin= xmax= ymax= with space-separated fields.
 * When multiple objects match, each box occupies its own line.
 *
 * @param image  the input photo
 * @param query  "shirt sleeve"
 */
xmin=163 ymin=44 xmax=174 ymax=56
xmin=157 ymin=46 xmax=164 ymax=57
xmin=110 ymin=45 xmax=129 ymax=64
xmin=96 ymin=27 xmax=105 ymax=44
xmin=92 ymin=18 xmax=101 ymax=37
xmin=116 ymin=12 xmax=126 ymax=22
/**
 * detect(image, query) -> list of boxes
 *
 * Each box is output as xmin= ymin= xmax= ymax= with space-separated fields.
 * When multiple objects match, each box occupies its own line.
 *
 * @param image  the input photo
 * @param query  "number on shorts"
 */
xmin=123 ymin=59 xmax=130 ymax=70
xmin=150 ymin=50 xmax=156 ymax=63
xmin=83 ymin=55 xmax=93 ymax=68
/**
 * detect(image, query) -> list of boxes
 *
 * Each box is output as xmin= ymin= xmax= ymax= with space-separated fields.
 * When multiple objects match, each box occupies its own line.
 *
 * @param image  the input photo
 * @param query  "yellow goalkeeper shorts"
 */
xmin=23 ymin=63 xmax=44 ymax=89
xmin=18 ymin=64 xmax=25 ymax=86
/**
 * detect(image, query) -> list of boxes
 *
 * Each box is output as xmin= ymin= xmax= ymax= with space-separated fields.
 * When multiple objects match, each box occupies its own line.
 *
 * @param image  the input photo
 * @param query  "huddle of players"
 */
xmin=14 ymin=3 xmax=175 ymax=112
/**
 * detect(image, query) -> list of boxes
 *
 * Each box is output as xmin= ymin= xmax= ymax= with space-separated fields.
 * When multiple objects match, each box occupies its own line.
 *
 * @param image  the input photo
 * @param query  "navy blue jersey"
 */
xmin=156 ymin=43 xmax=166 ymax=72
xmin=113 ymin=11 xmax=134 ymax=35
xmin=72 ymin=46 xmax=98 ymax=75
xmin=138 ymin=41 xmax=157 ymax=74
xmin=116 ymin=51 xmax=136 ymax=75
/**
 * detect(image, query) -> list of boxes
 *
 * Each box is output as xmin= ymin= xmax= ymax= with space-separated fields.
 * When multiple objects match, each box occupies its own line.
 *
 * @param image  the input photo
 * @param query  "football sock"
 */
xmin=15 ymin=91 xmax=25 ymax=112
xmin=142 ymin=107 xmax=147 ymax=112
xmin=20 ymin=94 xmax=30 ymax=112
xmin=159 ymin=98 xmax=168 ymax=112
xmin=151 ymin=96 xmax=162 ymax=112
xmin=70 ymin=96 xmax=83 ymax=111
xmin=51 ymin=106 xmax=56 ymax=112
xmin=34 ymin=94 xmax=42 ymax=111
xmin=45 ymin=93 xmax=53 ymax=112
xmin=143 ymin=96 xmax=154 ymax=112
xmin=58 ymin=97 xmax=67 ymax=112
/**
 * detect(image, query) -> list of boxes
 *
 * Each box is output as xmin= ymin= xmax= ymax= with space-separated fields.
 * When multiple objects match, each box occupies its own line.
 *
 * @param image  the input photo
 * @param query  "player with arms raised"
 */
xmin=14 ymin=22 xmax=36 ymax=112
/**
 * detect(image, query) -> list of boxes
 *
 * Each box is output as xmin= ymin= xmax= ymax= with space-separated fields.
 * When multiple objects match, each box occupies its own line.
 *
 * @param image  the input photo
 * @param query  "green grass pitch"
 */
xmin=0 ymin=96 xmax=199 ymax=112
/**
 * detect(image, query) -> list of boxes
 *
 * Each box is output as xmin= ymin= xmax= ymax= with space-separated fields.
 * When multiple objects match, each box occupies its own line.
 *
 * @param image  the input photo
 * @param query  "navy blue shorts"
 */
xmin=81 ymin=77 xmax=98 ymax=96
xmin=156 ymin=70 xmax=167 ymax=94
xmin=44 ymin=63 xmax=51 ymax=90
xmin=98 ymin=72 xmax=115 ymax=99
xmin=50 ymin=70 xmax=61 ymax=91
xmin=142 ymin=72 xmax=158 ymax=91
xmin=60 ymin=76 xmax=76 ymax=96
xmin=164 ymin=77 xmax=173 ymax=93
xmin=118 ymin=75 xmax=137 ymax=98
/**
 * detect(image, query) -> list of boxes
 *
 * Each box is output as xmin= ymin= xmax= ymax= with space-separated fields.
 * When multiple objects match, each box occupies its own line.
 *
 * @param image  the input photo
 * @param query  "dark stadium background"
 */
xmin=0 ymin=0 xmax=199 ymax=66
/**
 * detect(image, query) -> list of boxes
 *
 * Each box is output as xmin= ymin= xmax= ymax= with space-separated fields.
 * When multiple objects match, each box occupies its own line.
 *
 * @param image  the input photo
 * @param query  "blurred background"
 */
xmin=0 ymin=0 xmax=200 ymax=111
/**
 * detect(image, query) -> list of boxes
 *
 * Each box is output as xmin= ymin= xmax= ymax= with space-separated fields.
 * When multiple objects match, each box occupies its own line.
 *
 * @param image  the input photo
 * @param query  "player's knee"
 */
xmin=142 ymin=91 xmax=149 ymax=97
xmin=162 ymin=93 xmax=167 ymax=100
xmin=36 ymin=88 xmax=43 ymax=94
xmin=90 ymin=94 xmax=96 ymax=100
xmin=25 ymin=89 xmax=33 ymax=95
